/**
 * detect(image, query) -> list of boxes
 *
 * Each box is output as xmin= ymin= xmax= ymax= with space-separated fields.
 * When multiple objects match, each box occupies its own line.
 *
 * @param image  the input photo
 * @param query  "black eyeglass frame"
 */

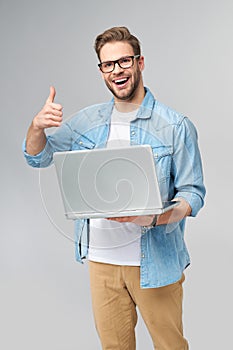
xmin=98 ymin=55 xmax=140 ymax=73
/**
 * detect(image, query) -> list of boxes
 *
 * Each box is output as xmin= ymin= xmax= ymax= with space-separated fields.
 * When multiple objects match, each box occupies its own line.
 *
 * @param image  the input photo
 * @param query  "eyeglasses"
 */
xmin=98 ymin=55 xmax=140 ymax=73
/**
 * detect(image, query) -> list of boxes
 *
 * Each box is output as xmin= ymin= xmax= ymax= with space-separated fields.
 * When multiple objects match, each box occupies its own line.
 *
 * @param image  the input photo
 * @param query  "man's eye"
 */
xmin=121 ymin=57 xmax=131 ymax=64
xmin=103 ymin=62 xmax=113 ymax=68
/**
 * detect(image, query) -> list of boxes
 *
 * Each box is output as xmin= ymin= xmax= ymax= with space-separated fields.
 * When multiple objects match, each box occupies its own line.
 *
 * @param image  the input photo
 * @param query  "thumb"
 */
xmin=46 ymin=86 xmax=56 ymax=103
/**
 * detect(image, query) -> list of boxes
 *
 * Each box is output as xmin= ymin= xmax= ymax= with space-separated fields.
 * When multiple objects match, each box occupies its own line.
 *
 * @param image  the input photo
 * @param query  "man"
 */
xmin=23 ymin=27 xmax=205 ymax=349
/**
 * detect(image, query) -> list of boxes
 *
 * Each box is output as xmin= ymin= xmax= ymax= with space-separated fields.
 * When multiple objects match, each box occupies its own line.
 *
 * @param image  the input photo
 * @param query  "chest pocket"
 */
xmin=151 ymin=145 xmax=173 ymax=184
xmin=72 ymin=133 xmax=96 ymax=151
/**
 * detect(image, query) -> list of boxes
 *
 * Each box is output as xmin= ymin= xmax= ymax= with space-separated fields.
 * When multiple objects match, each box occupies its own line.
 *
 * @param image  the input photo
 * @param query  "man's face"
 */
xmin=99 ymin=41 xmax=144 ymax=103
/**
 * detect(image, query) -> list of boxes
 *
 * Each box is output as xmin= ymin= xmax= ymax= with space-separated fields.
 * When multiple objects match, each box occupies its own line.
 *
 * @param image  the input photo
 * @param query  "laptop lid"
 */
xmin=53 ymin=145 xmax=177 ymax=219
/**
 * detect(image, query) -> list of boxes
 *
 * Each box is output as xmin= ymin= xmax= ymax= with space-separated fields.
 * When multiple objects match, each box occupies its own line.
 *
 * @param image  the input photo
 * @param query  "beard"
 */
xmin=104 ymin=66 xmax=141 ymax=102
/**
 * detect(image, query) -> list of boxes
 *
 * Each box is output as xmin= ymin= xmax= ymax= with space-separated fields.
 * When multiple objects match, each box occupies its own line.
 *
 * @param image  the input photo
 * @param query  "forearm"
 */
xmin=26 ymin=122 xmax=47 ymax=155
xmin=156 ymin=198 xmax=191 ymax=226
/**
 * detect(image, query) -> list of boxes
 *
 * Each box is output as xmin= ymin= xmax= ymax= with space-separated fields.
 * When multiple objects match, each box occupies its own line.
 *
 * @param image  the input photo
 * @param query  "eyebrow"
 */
xmin=100 ymin=55 xmax=134 ymax=63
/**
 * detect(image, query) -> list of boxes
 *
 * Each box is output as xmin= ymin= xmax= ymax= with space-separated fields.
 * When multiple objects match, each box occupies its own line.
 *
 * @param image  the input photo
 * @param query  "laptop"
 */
xmin=53 ymin=145 xmax=179 ymax=220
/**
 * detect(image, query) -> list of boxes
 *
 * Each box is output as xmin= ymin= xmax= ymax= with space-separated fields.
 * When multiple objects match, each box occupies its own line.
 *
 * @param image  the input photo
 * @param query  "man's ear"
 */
xmin=138 ymin=56 xmax=145 ymax=72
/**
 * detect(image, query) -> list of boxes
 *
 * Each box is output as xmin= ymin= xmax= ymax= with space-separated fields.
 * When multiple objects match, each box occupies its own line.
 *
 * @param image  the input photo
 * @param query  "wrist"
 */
xmin=31 ymin=120 xmax=42 ymax=132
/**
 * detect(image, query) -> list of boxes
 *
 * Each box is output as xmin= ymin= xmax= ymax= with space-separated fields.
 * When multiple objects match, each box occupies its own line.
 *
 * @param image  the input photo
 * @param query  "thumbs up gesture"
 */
xmin=32 ymin=86 xmax=63 ymax=130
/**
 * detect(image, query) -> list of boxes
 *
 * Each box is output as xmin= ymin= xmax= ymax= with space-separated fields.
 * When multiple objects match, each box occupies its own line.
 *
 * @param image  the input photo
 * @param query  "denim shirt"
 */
xmin=23 ymin=88 xmax=205 ymax=288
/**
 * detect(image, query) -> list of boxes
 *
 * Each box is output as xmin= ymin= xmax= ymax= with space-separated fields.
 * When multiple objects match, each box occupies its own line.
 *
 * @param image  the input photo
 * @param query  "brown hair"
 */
xmin=94 ymin=26 xmax=141 ymax=61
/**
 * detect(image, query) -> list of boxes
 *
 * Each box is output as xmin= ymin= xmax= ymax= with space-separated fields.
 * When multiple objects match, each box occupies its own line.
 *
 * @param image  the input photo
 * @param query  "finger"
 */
xmin=47 ymin=115 xmax=63 ymax=122
xmin=50 ymin=102 xmax=63 ymax=111
xmin=46 ymin=120 xmax=62 ymax=128
xmin=107 ymin=217 xmax=128 ymax=222
xmin=44 ymin=116 xmax=62 ymax=128
xmin=50 ymin=108 xmax=63 ymax=117
xmin=46 ymin=86 xmax=56 ymax=104
xmin=44 ymin=105 xmax=63 ymax=117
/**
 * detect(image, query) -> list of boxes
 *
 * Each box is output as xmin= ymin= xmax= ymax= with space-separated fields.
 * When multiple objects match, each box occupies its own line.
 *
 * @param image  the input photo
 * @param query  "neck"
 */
xmin=114 ymin=83 xmax=145 ymax=113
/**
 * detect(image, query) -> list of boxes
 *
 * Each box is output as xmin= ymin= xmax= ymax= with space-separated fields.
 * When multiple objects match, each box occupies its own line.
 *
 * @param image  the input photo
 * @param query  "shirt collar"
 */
xmin=137 ymin=87 xmax=155 ymax=119
xmin=98 ymin=86 xmax=155 ymax=121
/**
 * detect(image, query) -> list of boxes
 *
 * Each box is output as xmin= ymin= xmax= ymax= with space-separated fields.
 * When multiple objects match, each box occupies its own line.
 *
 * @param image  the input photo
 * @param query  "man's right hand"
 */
xmin=32 ymin=86 xmax=63 ymax=130
xmin=25 ymin=86 xmax=63 ymax=155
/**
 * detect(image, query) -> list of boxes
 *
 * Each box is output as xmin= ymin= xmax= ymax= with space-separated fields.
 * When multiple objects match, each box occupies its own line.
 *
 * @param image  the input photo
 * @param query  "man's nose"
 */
xmin=113 ymin=62 xmax=124 ymax=73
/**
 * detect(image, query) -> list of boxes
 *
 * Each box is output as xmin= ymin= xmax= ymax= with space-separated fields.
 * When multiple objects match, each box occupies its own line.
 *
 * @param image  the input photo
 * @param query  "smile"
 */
xmin=113 ymin=77 xmax=129 ymax=86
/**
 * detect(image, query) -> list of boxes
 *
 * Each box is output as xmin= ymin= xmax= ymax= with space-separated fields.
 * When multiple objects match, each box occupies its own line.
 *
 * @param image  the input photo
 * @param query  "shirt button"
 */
xmin=79 ymin=141 xmax=83 ymax=145
xmin=141 ymin=253 xmax=145 ymax=259
xmin=131 ymin=131 xmax=135 ymax=135
xmin=154 ymin=153 xmax=158 ymax=158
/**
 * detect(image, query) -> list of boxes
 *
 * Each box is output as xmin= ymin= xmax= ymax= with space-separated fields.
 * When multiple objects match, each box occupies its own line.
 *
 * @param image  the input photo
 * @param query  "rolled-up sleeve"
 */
xmin=22 ymin=122 xmax=73 ymax=168
xmin=172 ymin=117 xmax=206 ymax=217
xmin=22 ymin=138 xmax=53 ymax=168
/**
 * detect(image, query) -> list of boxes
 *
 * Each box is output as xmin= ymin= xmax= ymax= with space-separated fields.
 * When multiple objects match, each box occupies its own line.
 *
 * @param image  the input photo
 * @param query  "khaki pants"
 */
xmin=89 ymin=261 xmax=189 ymax=350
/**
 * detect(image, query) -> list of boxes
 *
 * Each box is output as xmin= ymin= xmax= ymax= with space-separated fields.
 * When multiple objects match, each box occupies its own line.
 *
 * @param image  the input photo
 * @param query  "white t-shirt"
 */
xmin=88 ymin=107 xmax=141 ymax=265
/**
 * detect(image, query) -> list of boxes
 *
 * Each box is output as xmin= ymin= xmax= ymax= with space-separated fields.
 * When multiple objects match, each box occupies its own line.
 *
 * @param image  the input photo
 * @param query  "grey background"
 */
xmin=1 ymin=0 xmax=232 ymax=348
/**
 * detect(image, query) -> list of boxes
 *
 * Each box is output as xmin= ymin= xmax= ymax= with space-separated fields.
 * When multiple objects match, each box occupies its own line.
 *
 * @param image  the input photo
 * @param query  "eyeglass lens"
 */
xmin=100 ymin=56 xmax=138 ymax=73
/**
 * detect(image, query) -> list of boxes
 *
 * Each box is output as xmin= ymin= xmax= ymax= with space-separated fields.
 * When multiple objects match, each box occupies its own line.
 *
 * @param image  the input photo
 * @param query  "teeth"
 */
xmin=115 ymin=78 xmax=127 ymax=83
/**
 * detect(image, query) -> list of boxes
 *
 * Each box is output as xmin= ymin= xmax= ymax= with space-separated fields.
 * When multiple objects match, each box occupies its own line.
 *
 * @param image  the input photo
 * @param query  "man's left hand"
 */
xmin=106 ymin=198 xmax=191 ymax=226
xmin=106 ymin=215 xmax=155 ymax=226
